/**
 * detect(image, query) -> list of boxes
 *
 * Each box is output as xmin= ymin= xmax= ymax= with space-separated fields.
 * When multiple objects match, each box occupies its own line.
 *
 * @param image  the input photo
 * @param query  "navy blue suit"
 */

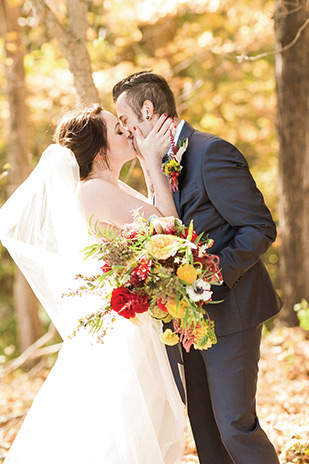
xmin=167 ymin=122 xmax=282 ymax=464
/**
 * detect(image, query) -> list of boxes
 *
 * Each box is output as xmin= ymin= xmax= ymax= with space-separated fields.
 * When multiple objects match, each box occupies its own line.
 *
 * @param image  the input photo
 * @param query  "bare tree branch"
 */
xmin=237 ymin=17 xmax=309 ymax=62
xmin=3 ymin=323 xmax=59 ymax=375
xmin=276 ymin=0 xmax=309 ymax=15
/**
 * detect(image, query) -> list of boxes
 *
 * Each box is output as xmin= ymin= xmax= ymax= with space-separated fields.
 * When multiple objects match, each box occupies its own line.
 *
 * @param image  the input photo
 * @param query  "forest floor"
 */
xmin=0 ymin=326 xmax=308 ymax=463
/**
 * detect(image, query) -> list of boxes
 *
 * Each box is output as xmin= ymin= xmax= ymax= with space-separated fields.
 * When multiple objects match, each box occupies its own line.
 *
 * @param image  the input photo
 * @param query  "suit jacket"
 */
xmin=173 ymin=122 xmax=282 ymax=336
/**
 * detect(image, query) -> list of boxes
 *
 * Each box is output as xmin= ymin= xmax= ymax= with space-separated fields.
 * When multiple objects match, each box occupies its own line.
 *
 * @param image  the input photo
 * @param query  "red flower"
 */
xmin=130 ymin=259 xmax=152 ymax=287
xmin=101 ymin=262 xmax=112 ymax=273
xmin=125 ymin=230 xmax=138 ymax=240
xmin=122 ymin=224 xmax=138 ymax=240
xmin=133 ymin=292 xmax=150 ymax=314
xmin=111 ymin=287 xmax=149 ymax=319
xmin=157 ymin=299 xmax=168 ymax=313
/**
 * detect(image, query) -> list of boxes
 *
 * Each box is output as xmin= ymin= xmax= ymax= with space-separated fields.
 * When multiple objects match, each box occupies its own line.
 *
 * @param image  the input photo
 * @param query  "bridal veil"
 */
xmin=0 ymin=144 xmax=97 ymax=338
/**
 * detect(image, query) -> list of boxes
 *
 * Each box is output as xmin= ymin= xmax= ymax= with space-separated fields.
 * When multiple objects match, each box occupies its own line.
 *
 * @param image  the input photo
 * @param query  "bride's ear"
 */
xmin=141 ymin=100 xmax=154 ymax=121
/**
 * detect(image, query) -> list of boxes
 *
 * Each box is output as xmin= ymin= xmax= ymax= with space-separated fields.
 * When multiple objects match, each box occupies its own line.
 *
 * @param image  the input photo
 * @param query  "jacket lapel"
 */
xmin=173 ymin=121 xmax=195 ymax=215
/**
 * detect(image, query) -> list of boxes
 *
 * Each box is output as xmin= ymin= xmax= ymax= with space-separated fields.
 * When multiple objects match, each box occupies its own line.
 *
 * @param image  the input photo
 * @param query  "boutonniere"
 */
xmin=162 ymin=133 xmax=189 ymax=192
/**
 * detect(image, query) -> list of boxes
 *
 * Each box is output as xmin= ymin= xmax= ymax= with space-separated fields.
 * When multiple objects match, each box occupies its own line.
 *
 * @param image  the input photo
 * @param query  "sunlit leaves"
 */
xmin=0 ymin=0 xmax=281 ymax=205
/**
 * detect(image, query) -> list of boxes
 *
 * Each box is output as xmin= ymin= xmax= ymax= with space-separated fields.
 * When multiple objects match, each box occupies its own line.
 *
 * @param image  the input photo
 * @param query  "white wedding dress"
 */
xmin=0 ymin=145 xmax=185 ymax=464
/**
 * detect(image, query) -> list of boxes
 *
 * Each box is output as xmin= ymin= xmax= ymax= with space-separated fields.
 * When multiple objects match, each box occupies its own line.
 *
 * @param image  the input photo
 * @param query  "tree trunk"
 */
xmin=14 ymin=270 xmax=42 ymax=353
xmin=0 ymin=0 xmax=42 ymax=352
xmin=31 ymin=0 xmax=99 ymax=103
xmin=274 ymin=0 xmax=309 ymax=325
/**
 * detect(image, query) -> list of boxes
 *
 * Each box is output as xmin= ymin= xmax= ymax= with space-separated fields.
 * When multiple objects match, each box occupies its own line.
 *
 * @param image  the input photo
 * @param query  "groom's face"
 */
xmin=116 ymin=93 xmax=154 ymax=146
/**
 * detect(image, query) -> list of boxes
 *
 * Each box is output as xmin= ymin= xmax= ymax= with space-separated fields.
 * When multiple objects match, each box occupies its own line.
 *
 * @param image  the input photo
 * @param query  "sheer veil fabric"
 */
xmin=0 ymin=145 xmax=185 ymax=463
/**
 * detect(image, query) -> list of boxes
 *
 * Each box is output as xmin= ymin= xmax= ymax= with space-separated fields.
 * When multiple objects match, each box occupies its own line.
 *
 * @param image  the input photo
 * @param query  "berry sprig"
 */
xmin=170 ymin=129 xmax=177 ymax=155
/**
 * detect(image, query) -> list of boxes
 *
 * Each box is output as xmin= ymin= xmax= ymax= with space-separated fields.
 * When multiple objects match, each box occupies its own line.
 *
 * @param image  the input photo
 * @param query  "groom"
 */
xmin=113 ymin=71 xmax=282 ymax=464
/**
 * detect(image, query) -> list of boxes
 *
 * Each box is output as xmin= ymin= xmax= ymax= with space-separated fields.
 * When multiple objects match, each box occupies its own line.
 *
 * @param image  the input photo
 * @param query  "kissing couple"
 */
xmin=0 ymin=71 xmax=282 ymax=464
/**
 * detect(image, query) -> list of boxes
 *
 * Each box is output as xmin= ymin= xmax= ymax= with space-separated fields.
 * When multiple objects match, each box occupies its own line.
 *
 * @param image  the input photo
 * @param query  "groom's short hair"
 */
xmin=113 ymin=71 xmax=178 ymax=121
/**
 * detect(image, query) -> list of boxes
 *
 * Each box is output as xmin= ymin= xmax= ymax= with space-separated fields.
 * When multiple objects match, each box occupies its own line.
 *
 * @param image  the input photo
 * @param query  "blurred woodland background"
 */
xmin=0 ymin=0 xmax=308 ymax=462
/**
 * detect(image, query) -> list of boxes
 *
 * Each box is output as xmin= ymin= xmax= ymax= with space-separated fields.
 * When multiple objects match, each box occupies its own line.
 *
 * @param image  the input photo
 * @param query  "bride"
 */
xmin=0 ymin=104 xmax=186 ymax=463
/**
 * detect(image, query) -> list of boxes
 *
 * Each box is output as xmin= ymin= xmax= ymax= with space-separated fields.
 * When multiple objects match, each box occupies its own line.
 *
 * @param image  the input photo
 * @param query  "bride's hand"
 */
xmin=134 ymin=114 xmax=176 ymax=166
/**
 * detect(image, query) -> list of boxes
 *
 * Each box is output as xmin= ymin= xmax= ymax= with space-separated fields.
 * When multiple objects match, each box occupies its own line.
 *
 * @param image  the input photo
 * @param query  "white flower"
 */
xmin=198 ymin=244 xmax=208 ymax=257
xmin=175 ymin=146 xmax=186 ymax=163
xmin=175 ymin=137 xmax=188 ymax=163
xmin=186 ymin=279 xmax=213 ymax=302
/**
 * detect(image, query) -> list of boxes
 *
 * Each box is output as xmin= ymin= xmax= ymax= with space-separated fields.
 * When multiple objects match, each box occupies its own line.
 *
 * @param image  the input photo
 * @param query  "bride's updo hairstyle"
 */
xmin=54 ymin=103 xmax=109 ymax=180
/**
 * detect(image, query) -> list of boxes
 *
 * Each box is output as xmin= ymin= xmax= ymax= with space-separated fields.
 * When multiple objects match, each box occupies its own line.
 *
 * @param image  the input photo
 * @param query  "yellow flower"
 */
xmin=193 ymin=325 xmax=207 ymax=339
xmin=146 ymin=234 xmax=179 ymax=260
xmin=160 ymin=329 xmax=180 ymax=346
xmin=193 ymin=325 xmax=213 ymax=350
xmin=177 ymin=264 xmax=198 ymax=284
xmin=165 ymin=299 xmax=187 ymax=318
xmin=164 ymin=159 xmax=178 ymax=172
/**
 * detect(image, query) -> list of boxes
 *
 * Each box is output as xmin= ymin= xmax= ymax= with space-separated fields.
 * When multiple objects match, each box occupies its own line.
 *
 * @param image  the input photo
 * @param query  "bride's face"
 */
xmin=102 ymin=111 xmax=136 ymax=166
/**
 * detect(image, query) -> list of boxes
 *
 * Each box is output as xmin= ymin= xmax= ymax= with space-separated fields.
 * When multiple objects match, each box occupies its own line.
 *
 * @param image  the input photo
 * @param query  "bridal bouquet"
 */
xmin=70 ymin=211 xmax=223 ymax=352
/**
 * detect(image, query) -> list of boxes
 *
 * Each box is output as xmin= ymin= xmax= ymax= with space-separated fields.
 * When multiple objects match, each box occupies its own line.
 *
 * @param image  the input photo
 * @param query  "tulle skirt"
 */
xmin=4 ymin=314 xmax=186 ymax=463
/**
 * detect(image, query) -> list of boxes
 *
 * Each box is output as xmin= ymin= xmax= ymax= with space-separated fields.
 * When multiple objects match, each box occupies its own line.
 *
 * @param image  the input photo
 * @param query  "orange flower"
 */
xmin=160 ymin=329 xmax=180 ymax=346
xmin=165 ymin=299 xmax=187 ymax=318
xmin=193 ymin=325 xmax=213 ymax=350
xmin=145 ymin=234 xmax=179 ymax=260
xmin=177 ymin=264 xmax=198 ymax=284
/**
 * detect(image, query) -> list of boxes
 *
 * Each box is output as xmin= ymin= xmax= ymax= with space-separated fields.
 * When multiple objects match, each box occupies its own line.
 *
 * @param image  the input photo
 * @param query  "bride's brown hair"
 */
xmin=54 ymin=104 xmax=109 ymax=180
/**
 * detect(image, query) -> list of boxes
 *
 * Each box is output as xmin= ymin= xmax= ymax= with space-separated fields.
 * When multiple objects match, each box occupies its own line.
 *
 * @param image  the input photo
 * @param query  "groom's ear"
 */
xmin=141 ymin=100 xmax=155 ymax=121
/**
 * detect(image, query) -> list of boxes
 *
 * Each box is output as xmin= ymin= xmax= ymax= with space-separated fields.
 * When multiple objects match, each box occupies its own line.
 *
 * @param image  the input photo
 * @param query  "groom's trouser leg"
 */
xmin=183 ymin=323 xmax=279 ymax=464
xmin=183 ymin=344 xmax=234 ymax=463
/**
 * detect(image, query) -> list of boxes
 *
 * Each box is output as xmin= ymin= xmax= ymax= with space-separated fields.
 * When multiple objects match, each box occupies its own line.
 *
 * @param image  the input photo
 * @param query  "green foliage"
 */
xmin=0 ymin=308 xmax=17 ymax=358
xmin=294 ymin=299 xmax=309 ymax=331
xmin=0 ymin=249 xmax=16 ymax=357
